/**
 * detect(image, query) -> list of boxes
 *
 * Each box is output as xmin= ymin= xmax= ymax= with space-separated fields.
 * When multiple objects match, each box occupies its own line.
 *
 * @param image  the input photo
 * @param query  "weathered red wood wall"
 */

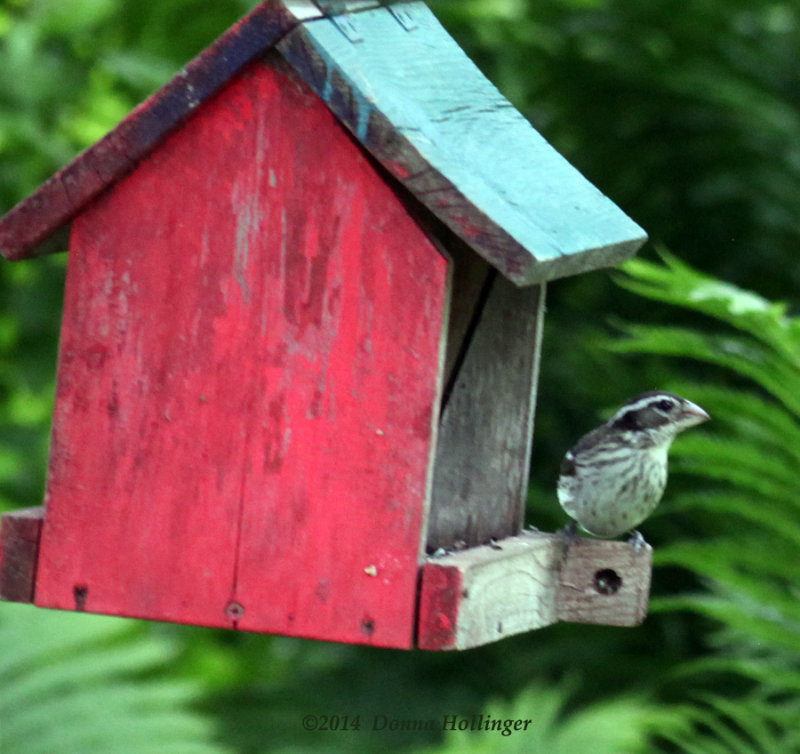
xmin=35 ymin=55 xmax=449 ymax=648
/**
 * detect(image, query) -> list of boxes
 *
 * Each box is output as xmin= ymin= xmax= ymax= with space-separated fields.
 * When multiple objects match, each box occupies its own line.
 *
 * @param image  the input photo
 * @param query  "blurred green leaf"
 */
xmin=421 ymin=683 xmax=667 ymax=754
xmin=0 ymin=604 xmax=230 ymax=754
xmin=616 ymin=254 xmax=800 ymax=751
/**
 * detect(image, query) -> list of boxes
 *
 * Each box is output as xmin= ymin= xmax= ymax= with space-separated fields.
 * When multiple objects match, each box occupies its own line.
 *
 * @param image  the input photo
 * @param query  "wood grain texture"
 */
xmin=556 ymin=536 xmax=652 ymax=626
xmin=417 ymin=531 xmax=652 ymax=650
xmin=418 ymin=533 xmax=560 ymax=650
xmin=35 ymin=56 xmax=449 ymax=649
xmin=0 ymin=1 xmax=324 ymax=261
xmin=427 ymin=261 xmax=544 ymax=551
xmin=278 ymin=1 xmax=647 ymax=285
xmin=313 ymin=1 xmax=384 ymax=13
xmin=1 ymin=0 xmax=646 ymax=283
xmin=439 ymin=236 xmax=494 ymax=394
xmin=0 ymin=506 xmax=44 ymax=603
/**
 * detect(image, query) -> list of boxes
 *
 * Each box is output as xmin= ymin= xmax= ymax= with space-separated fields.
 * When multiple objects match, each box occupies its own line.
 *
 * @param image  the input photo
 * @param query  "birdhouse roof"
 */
xmin=0 ymin=0 xmax=646 ymax=284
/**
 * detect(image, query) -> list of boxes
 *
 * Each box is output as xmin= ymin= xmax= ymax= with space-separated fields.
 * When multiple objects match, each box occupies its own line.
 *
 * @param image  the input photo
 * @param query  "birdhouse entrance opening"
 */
xmin=425 ymin=231 xmax=544 ymax=553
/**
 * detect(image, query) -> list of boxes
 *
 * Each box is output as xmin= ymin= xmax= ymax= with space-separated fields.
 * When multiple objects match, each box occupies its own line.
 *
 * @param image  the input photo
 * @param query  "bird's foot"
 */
xmin=559 ymin=520 xmax=580 ymax=546
xmin=627 ymin=529 xmax=648 ymax=552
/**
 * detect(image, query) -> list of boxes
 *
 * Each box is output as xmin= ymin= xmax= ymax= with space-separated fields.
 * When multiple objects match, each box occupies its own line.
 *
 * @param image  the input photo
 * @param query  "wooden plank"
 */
xmin=556 ymin=536 xmax=652 ymax=626
xmin=417 ymin=531 xmax=652 ymax=650
xmin=35 ymin=55 xmax=448 ymax=649
xmin=0 ymin=507 xmax=44 ymax=603
xmin=426 ymin=270 xmax=544 ymax=550
xmin=1 ymin=0 xmax=646 ymax=281
xmin=417 ymin=535 xmax=559 ymax=650
xmin=438 ymin=235 xmax=493 ymax=393
xmin=278 ymin=2 xmax=647 ymax=285
xmin=0 ymin=0 xmax=325 ymax=261
xmin=313 ymin=1 xmax=384 ymax=12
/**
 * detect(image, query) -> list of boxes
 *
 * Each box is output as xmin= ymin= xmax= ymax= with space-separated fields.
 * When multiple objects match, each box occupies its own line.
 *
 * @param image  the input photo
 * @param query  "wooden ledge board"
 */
xmin=417 ymin=530 xmax=653 ymax=650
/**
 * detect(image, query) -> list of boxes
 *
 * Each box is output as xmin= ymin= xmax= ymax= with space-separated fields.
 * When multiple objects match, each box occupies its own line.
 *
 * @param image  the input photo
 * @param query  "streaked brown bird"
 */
xmin=557 ymin=391 xmax=710 ymax=538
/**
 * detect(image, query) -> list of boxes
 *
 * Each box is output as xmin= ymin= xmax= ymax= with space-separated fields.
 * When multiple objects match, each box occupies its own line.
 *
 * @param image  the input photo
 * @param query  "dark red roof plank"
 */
xmin=0 ymin=1 xmax=322 ymax=260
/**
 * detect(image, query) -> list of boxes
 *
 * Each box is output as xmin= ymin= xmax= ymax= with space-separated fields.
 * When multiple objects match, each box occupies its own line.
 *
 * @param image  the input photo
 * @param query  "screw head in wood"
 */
xmin=225 ymin=601 xmax=245 ymax=619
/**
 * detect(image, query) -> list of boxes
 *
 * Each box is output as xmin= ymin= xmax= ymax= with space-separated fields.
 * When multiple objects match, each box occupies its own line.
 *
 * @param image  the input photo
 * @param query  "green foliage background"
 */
xmin=2 ymin=1 xmax=800 ymax=751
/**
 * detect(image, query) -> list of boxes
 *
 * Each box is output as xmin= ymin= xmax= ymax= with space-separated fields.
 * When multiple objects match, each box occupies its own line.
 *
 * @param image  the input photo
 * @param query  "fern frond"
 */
xmin=670 ymin=435 xmax=799 ymax=504
xmin=614 ymin=253 xmax=800 ymax=752
xmin=666 ymin=491 xmax=800 ymax=548
xmin=618 ymin=252 xmax=800 ymax=362
xmin=663 ymin=383 xmax=800 ymax=457
xmin=658 ymin=692 xmax=800 ymax=754
xmin=422 ymin=682 xmax=665 ymax=754
xmin=650 ymin=593 xmax=800 ymax=654
xmin=0 ymin=604 xmax=228 ymax=754
xmin=610 ymin=324 xmax=800 ymax=416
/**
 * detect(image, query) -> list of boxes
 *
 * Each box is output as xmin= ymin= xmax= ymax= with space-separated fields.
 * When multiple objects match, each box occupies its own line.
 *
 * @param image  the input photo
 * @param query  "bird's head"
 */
xmin=608 ymin=391 xmax=710 ymax=447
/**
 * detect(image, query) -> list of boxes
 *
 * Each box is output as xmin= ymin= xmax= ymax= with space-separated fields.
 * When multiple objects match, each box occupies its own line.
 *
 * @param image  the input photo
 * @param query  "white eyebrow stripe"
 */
xmin=608 ymin=394 xmax=677 ymax=422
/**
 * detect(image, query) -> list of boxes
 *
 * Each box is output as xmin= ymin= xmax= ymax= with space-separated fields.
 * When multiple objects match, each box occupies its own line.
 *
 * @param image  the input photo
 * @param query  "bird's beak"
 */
xmin=680 ymin=400 xmax=710 ymax=427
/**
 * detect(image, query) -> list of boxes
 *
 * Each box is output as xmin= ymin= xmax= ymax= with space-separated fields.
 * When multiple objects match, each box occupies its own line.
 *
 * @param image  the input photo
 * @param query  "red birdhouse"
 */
xmin=0 ymin=1 xmax=651 ymax=650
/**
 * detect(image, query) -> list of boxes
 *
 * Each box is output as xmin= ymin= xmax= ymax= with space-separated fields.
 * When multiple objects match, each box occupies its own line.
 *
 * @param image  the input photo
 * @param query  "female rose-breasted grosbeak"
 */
xmin=557 ymin=391 xmax=709 ymax=538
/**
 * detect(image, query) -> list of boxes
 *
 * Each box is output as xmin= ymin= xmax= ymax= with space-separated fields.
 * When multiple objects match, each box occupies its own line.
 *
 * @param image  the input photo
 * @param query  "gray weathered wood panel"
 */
xmin=427 ymin=252 xmax=544 ymax=550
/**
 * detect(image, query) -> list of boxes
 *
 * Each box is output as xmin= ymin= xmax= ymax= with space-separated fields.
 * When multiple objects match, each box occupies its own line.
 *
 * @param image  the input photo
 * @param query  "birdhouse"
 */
xmin=0 ymin=1 xmax=651 ymax=650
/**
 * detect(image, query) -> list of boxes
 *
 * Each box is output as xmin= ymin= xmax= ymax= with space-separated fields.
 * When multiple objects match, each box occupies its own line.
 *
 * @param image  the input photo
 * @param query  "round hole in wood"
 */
xmin=593 ymin=568 xmax=622 ymax=595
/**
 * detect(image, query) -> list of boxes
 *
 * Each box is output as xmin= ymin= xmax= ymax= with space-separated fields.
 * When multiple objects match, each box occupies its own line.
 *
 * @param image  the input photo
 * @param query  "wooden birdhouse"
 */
xmin=0 ymin=1 xmax=651 ymax=650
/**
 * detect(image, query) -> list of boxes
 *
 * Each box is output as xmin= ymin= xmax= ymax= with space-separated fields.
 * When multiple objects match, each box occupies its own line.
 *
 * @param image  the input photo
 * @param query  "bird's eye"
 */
xmin=656 ymin=399 xmax=675 ymax=412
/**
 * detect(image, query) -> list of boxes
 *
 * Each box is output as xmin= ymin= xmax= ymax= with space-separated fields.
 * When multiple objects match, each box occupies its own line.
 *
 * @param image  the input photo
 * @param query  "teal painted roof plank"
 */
xmin=278 ymin=1 xmax=646 ymax=285
xmin=0 ymin=0 xmax=645 ymax=282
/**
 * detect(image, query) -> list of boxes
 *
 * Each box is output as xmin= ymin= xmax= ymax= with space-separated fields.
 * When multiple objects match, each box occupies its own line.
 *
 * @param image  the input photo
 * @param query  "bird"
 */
xmin=557 ymin=391 xmax=710 ymax=539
